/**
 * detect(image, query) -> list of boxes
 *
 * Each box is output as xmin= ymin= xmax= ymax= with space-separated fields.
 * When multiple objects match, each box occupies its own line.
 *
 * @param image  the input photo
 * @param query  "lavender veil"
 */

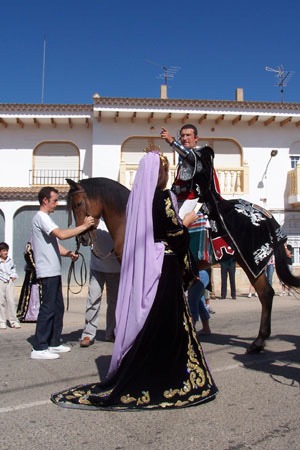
xmin=107 ymin=152 xmax=165 ymax=377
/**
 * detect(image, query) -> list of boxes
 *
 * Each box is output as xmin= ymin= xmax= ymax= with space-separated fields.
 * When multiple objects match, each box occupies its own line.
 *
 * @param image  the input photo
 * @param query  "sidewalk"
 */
xmin=15 ymin=287 xmax=299 ymax=332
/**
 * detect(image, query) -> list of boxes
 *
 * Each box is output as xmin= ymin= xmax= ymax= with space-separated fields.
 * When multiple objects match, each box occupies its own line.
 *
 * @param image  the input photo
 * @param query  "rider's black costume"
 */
xmin=171 ymin=142 xmax=286 ymax=278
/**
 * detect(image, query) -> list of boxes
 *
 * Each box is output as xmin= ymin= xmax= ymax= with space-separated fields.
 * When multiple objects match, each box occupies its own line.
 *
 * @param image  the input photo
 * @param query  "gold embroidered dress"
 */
xmin=51 ymin=188 xmax=218 ymax=410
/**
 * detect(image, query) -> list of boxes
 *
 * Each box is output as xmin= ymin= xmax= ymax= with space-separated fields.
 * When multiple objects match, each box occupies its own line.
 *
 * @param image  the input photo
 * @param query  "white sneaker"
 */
xmin=0 ymin=322 xmax=7 ymax=329
xmin=48 ymin=344 xmax=71 ymax=353
xmin=31 ymin=349 xmax=60 ymax=360
xmin=10 ymin=322 xmax=21 ymax=328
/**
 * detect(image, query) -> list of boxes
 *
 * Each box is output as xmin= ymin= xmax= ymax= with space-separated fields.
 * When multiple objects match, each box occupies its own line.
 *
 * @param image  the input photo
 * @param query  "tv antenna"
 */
xmin=265 ymin=65 xmax=293 ymax=103
xmin=145 ymin=59 xmax=181 ymax=87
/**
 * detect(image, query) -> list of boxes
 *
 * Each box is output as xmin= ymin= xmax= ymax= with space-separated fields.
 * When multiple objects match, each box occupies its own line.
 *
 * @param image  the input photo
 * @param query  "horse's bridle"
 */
xmin=68 ymin=186 xmax=115 ymax=260
xmin=68 ymin=187 xmax=96 ymax=245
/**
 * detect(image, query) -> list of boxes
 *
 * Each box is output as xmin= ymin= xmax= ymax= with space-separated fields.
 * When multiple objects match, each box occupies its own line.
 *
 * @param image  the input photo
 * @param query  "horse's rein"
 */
xmin=91 ymin=244 xmax=115 ymax=260
xmin=66 ymin=237 xmax=87 ymax=310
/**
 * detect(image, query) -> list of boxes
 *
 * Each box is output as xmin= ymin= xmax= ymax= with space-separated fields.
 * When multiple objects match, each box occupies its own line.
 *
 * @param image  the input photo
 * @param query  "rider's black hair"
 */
xmin=180 ymin=123 xmax=198 ymax=137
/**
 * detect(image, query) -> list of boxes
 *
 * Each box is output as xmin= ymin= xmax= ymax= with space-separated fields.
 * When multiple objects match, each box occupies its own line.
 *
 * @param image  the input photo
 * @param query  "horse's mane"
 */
xmin=67 ymin=177 xmax=130 ymax=216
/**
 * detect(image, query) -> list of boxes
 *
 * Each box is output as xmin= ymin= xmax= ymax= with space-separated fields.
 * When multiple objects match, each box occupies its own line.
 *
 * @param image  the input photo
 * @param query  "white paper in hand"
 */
xmin=178 ymin=198 xmax=199 ymax=219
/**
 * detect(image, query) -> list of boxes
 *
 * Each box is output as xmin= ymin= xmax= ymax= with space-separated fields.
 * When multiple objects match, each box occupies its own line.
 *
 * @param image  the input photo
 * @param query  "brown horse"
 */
xmin=66 ymin=177 xmax=300 ymax=354
xmin=66 ymin=177 xmax=129 ymax=261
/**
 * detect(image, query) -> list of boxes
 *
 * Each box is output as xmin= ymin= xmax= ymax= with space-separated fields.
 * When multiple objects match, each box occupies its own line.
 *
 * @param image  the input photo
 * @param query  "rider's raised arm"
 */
xmin=161 ymin=127 xmax=191 ymax=159
xmin=160 ymin=126 xmax=196 ymax=165
xmin=169 ymin=140 xmax=191 ymax=159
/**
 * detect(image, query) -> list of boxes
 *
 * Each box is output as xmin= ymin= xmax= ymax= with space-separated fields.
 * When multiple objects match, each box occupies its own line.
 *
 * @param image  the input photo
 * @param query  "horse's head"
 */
xmin=66 ymin=176 xmax=129 ymax=258
xmin=66 ymin=178 xmax=98 ymax=247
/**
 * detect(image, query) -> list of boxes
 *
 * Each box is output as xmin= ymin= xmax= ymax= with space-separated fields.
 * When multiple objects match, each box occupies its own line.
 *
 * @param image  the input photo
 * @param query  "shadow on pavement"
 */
xmin=95 ymin=355 xmax=112 ymax=379
xmin=230 ymin=333 xmax=300 ymax=384
xmin=198 ymin=332 xmax=252 ymax=352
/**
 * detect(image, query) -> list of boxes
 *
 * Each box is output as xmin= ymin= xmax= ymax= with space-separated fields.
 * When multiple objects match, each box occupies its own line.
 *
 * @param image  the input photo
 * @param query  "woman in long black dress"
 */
xmin=16 ymin=241 xmax=41 ymax=322
xmin=51 ymin=152 xmax=218 ymax=410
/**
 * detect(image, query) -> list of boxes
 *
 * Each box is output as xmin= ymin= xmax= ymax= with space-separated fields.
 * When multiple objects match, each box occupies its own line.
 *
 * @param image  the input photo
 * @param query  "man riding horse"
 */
xmin=161 ymin=124 xmax=220 ymax=217
xmin=161 ymin=124 xmax=286 ymax=279
xmin=66 ymin=127 xmax=300 ymax=354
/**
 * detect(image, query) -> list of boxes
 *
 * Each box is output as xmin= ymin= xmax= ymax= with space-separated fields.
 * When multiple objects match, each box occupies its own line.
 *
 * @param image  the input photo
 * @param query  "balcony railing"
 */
xmin=119 ymin=162 xmax=177 ymax=190
xmin=215 ymin=166 xmax=249 ymax=195
xmin=119 ymin=161 xmax=249 ymax=195
xmin=29 ymin=169 xmax=83 ymax=186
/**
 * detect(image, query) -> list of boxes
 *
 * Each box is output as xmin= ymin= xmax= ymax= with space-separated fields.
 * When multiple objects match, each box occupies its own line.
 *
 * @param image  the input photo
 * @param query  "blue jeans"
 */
xmin=265 ymin=264 xmax=275 ymax=286
xmin=220 ymin=258 xmax=236 ymax=298
xmin=33 ymin=276 xmax=64 ymax=350
xmin=188 ymin=271 xmax=210 ymax=324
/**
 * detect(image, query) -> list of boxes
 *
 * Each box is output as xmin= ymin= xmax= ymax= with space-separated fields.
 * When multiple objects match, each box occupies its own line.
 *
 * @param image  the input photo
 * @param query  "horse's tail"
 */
xmin=274 ymin=242 xmax=300 ymax=290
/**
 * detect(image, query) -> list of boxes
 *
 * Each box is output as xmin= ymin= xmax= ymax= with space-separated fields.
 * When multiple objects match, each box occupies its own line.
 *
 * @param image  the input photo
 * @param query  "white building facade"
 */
xmin=1 ymin=90 xmax=300 ymax=285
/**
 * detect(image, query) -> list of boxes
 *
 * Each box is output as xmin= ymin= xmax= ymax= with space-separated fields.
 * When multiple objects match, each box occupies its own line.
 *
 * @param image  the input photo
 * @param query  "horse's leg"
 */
xmin=235 ymin=256 xmax=275 ymax=353
xmin=246 ymin=272 xmax=275 ymax=354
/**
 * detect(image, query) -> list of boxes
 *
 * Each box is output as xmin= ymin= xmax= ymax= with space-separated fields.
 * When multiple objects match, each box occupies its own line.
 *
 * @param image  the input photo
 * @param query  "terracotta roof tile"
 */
xmin=0 ymin=186 xmax=69 ymax=201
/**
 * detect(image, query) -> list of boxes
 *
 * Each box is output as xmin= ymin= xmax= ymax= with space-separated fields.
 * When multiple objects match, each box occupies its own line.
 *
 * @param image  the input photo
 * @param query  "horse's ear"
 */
xmin=66 ymin=178 xmax=80 ymax=191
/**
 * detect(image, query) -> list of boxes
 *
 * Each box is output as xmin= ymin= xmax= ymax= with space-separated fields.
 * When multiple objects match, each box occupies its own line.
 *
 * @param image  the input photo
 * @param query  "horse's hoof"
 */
xmin=246 ymin=344 xmax=264 ymax=354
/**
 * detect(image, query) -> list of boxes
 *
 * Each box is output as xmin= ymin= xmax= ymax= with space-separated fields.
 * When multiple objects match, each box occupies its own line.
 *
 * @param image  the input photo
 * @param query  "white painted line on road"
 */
xmin=214 ymin=363 xmax=242 ymax=372
xmin=0 ymin=400 xmax=51 ymax=414
xmin=2 ymin=357 xmax=298 ymax=415
xmin=214 ymin=358 xmax=300 ymax=373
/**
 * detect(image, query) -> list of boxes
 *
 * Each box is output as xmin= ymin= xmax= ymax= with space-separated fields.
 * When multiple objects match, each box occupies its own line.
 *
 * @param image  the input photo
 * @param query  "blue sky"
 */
xmin=0 ymin=0 xmax=299 ymax=104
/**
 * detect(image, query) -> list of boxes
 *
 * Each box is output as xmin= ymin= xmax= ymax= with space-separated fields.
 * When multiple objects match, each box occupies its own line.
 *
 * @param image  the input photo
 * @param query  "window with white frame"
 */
xmin=32 ymin=141 xmax=80 ymax=185
xmin=289 ymin=141 xmax=300 ymax=169
xmin=290 ymin=155 xmax=300 ymax=169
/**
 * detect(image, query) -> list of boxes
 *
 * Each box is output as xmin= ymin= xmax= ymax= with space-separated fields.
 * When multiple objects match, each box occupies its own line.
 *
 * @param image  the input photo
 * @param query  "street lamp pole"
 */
xmin=257 ymin=150 xmax=278 ymax=206
xmin=257 ymin=149 xmax=278 ymax=189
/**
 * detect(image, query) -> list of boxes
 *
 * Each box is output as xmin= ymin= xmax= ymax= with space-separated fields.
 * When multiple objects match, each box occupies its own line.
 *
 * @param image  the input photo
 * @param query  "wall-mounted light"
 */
xmin=270 ymin=149 xmax=278 ymax=157
xmin=257 ymin=149 xmax=278 ymax=188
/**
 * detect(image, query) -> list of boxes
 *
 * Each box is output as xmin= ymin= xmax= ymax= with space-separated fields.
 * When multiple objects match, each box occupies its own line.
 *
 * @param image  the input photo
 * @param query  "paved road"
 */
xmin=0 ymin=293 xmax=299 ymax=450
